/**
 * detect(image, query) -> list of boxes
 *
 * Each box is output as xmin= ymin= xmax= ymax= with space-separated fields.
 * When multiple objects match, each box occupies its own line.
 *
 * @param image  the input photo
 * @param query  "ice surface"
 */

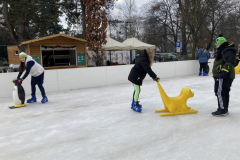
xmin=1 ymin=74 xmax=240 ymax=160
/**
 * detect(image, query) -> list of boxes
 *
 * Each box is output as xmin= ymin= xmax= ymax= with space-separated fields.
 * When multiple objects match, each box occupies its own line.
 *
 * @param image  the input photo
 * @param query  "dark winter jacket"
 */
xmin=196 ymin=48 xmax=209 ymax=63
xmin=212 ymin=42 xmax=237 ymax=79
xmin=128 ymin=50 xmax=157 ymax=86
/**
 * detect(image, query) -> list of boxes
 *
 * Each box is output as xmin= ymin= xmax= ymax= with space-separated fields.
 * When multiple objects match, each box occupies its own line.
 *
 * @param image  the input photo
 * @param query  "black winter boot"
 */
xmin=212 ymin=109 xmax=229 ymax=116
xmin=212 ymin=108 xmax=220 ymax=115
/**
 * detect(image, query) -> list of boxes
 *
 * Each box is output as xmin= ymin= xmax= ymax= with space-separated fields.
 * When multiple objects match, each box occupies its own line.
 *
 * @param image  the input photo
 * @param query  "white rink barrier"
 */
xmin=0 ymin=59 xmax=214 ymax=98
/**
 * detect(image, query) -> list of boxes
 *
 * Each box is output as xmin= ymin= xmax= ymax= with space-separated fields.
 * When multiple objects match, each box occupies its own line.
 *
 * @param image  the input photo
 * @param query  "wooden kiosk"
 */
xmin=7 ymin=34 xmax=87 ymax=70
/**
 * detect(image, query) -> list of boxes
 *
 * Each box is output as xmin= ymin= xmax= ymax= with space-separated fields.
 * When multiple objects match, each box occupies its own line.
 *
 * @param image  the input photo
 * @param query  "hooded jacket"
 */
xmin=196 ymin=48 xmax=209 ymax=63
xmin=212 ymin=42 xmax=237 ymax=79
xmin=128 ymin=50 xmax=157 ymax=86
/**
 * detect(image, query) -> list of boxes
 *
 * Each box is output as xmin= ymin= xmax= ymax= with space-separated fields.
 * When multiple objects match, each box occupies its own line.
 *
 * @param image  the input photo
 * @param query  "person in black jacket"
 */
xmin=128 ymin=49 xmax=160 ymax=113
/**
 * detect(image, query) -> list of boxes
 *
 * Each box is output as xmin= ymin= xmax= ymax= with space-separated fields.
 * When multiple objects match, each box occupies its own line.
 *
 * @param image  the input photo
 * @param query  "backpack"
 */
xmin=221 ymin=47 xmax=238 ymax=67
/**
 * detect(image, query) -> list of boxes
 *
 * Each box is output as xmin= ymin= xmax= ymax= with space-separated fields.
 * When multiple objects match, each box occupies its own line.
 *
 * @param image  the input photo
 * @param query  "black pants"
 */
xmin=214 ymin=78 xmax=233 ymax=111
xmin=31 ymin=72 xmax=46 ymax=97
xmin=199 ymin=63 xmax=207 ymax=72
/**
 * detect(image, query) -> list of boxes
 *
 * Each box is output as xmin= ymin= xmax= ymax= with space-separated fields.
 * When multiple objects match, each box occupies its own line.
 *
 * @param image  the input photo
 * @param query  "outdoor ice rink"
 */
xmin=1 ymin=74 xmax=240 ymax=160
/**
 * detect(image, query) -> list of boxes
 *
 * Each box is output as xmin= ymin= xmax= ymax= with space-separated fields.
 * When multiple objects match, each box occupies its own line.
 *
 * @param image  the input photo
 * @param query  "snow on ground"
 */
xmin=1 ymin=74 xmax=240 ymax=160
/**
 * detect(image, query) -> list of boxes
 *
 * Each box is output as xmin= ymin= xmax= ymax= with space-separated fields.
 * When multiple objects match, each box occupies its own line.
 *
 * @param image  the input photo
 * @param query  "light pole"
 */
xmin=125 ymin=21 xmax=133 ymax=63
xmin=108 ymin=19 xmax=124 ymax=37
xmin=108 ymin=20 xmax=133 ymax=63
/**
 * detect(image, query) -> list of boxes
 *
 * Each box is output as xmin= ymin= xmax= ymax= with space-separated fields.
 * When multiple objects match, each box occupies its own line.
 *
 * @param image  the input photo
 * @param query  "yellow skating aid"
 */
xmin=235 ymin=62 xmax=240 ymax=74
xmin=155 ymin=81 xmax=198 ymax=116
xmin=13 ymin=104 xmax=26 ymax=108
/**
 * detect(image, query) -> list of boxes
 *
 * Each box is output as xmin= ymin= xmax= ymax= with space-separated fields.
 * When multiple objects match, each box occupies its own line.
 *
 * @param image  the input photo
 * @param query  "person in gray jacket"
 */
xmin=196 ymin=48 xmax=210 ymax=76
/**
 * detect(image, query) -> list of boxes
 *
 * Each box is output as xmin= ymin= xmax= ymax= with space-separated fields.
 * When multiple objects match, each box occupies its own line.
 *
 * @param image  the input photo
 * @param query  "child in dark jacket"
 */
xmin=128 ymin=49 xmax=160 ymax=113
xmin=212 ymin=34 xmax=236 ymax=116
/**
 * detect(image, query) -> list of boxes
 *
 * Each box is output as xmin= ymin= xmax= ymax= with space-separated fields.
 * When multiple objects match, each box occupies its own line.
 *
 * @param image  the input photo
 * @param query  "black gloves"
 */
xmin=219 ymin=70 xmax=228 ymax=79
xmin=153 ymin=77 xmax=160 ymax=82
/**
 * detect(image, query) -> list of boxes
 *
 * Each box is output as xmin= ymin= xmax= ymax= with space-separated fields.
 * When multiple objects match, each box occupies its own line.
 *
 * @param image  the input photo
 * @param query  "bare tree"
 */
xmin=178 ymin=0 xmax=188 ymax=55
xmin=142 ymin=11 xmax=166 ymax=51
xmin=114 ymin=0 xmax=142 ymax=39
xmin=202 ymin=0 xmax=236 ymax=50
xmin=217 ymin=9 xmax=240 ymax=44
xmin=181 ymin=0 xmax=211 ymax=58
xmin=148 ymin=0 xmax=181 ymax=52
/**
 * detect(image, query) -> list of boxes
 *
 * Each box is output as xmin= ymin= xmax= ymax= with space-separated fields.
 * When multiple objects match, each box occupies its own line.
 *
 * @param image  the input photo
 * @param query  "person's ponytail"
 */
xmin=18 ymin=60 xmax=26 ymax=72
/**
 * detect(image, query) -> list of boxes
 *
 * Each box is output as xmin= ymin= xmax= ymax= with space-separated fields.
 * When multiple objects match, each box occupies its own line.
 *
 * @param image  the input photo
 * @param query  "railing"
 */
xmin=0 ymin=59 xmax=214 ymax=98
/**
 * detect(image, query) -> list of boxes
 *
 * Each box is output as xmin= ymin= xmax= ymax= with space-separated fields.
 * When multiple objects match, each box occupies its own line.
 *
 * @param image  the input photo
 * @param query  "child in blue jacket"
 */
xmin=196 ymin=48 xmax=210 ymax=76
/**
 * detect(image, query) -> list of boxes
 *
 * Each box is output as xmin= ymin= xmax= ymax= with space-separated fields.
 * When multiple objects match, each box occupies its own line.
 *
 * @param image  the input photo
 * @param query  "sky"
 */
xmin=116 ymin=0 xmax=150 ymax=7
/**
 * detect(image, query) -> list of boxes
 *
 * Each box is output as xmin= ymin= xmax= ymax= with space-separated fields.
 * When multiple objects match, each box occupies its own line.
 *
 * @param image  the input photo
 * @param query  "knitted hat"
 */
xmin=19 ymin=52 xmax=27 ymax=58
xmin=215 ymin=34 xmax=227 ymax=46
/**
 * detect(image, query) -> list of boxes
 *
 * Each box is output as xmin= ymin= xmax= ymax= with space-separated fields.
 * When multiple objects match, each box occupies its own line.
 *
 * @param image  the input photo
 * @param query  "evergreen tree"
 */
xmin=0 ymin=0 xmax=63 ymax=51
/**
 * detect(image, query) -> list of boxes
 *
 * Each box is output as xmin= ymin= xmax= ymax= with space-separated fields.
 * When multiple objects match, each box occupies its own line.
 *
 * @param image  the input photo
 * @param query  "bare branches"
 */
xmin=146 ymin=0 xmax=181 ymax=52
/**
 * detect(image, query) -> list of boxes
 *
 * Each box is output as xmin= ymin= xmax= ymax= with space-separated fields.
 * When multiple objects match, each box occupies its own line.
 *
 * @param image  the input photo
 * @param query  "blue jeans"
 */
xmin=31 ymin=72 xmax=46 ymax=97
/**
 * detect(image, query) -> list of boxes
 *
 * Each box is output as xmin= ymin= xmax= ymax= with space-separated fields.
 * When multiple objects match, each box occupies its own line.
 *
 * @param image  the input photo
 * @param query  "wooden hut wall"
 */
xmin=76 ymin=43 xmax=87 ymax=67
xmin=8 ymin=35 xmax=87 ymax=68
xmin=7 ymin=46 xmax=20 ymax=65
xmin=28 ymin=44 xmax=41 ymax=65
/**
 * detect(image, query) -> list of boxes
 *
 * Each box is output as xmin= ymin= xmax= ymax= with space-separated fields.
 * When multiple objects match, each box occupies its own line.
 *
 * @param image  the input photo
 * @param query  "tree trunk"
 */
xmin=206 ymin=11 xmax=216 ymax=50
xmin=2 ymin=1 xmax=19 ymax=45
xmin=178 ymin=0 xmax=187 ymax=55
xmin=192 ymin=32 xmax=197 ymax=59
xmin=80 ymin=0 xmax=86 ymax=39
xmin=206 ymin=27 xmax=215 ymax=50
xmin=18 ymin=21 xmax=29 ymax=52
xmin=163 ymin=24 xmax=167 ymax=52
xmin=2 ymin=1 xmax=28 ymax=52
xmin=181 ymin=22 xmax=187 ymax=55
